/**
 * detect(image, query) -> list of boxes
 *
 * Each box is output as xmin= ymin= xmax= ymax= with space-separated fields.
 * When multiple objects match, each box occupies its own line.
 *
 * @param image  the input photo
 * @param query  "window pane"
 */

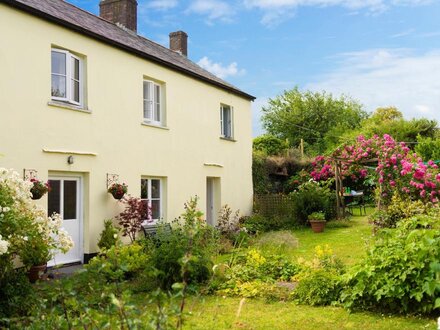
xmin=151 ymin=200 xmax=160 ymax=220
xmin=51 ymin=75 xmax=66 ymax=98
xmin=72 ymin=79 xmax=80 ymax=103
xmin=144 ymin=101 xmax=153 ymax=120
xmin=223 ymin=108 xmax=231 ymax=137
xmin=151 ymin=179 xmax=160 ymax=198
xmin=155 ymin=102 xmax=161 ymax=122
xmin=51 ymin=51 xmax=66 ymax=75
xmin=63 ymin=180 xmax=77 ymax=220
xmin=72 ymin=57 xmax=80 ymax=80
xmin=48 ymin=180 xmax=61 ymax=216
xmin=141 ymin=179 xmax=149 ymax=199
xmin=143 ymin=81 xmax=152 ymax=101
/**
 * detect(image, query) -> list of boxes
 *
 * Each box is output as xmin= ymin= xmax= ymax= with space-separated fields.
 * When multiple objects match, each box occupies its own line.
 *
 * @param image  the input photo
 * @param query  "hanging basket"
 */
xmin=31 ymin=190 xmax=45 ymax=200
xmin=111 ymin=190 xmax=125 ymax=200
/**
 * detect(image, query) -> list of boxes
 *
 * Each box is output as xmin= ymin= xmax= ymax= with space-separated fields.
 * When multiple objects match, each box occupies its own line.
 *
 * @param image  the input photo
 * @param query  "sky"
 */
xmin=70 ymin=0 xmax=440 ymax=136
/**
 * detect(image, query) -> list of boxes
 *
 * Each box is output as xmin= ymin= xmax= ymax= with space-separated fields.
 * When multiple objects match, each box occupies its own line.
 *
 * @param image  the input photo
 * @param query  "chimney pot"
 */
xmin=99 ymin=0 xmax=138 ymax=32
xmin=169 ymin=31 xmax=188 ymax=57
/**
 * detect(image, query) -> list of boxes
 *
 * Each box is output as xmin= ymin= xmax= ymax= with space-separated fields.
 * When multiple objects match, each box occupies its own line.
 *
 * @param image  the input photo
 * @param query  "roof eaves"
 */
xmin=3 ymin=0 xmax=256 ymax=101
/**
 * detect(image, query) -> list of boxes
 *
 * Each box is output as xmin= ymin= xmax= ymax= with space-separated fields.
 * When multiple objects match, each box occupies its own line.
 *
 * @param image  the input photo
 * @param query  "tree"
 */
xmin=339 ymin=107 xmax=438 ymax=146
xmin=261 ymin=87 xmax=368 ymax=155
xmin=253 ymin=134 xmax=288 ymax=156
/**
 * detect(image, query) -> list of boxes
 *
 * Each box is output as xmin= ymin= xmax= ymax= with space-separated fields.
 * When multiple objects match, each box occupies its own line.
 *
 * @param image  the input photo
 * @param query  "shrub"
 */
xmin=293 ymin=270 xmax=341 ymax=306
xmin=290 ymin=181 xmax=336 ymax=225
xmin=141 ymin=198 xmax=218 ymax=290
xmin=0 ymin=268 xmax=36 ymax=319
xmin=116 ymin=196 xmax=150 ymax=242
xmin=341 ymin=214 xmax=440 ymax=314
xmin=253 ymin=134 xmax=288 ymax=156
xmin=214 ymin=249 xmax=300 ymax=300
xmin=97 ymin=219 xmax=119 ymax=251
xmin=216 ymin=205 xmax=249 ymax=246
xmin=86 ymin=243 xmax=149 ymax=282
xmin=370 ymin=192 xmax=431 ymax=228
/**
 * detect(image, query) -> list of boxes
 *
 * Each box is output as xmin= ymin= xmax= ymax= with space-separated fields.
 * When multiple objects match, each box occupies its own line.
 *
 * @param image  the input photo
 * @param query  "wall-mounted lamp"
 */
xmin=67 ymin=156 xmax=74 ymax=165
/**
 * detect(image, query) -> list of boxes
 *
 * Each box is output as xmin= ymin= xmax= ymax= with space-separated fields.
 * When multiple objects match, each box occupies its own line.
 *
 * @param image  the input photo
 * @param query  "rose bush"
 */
xmin=311 ymin=134 xmax=440 ymax=206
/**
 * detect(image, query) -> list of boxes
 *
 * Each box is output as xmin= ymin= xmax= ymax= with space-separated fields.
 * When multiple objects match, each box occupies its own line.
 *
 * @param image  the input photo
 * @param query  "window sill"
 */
xmin=48 ymin=101 xmax=91 ymax=113
xmin=141 ymin=122 xmax=169 ymax=130
xmin=220 ymin=136 xmax=237 ymax=142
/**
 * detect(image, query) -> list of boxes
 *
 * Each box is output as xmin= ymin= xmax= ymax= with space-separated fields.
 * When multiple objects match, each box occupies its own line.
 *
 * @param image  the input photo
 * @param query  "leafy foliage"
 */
xmin=415 ymin=135 xmax=440 ymax=161
xmin=261 ymin=87 xmax=368 ymax=155
xmin=213 ymin=249 xmax=299 ymax=300
xmin=97 ymin=219 xmax=119 ymax=251
xmin=253 ymin=134 xmax=288 ymax=156
xmin=116 ymin=196 xmax=150 ymax=242
xmin=293 ymin=270 xmax=341 ymax=306
xmin=341 ymin=214 xmax=440 ymax=314
xmin=369 ymin=192 xmax=431 ymax=228
xmin=141 ymin=198 xmax=218 ymax=290
xmin=290 ymin=181 xmax=336 ymax=225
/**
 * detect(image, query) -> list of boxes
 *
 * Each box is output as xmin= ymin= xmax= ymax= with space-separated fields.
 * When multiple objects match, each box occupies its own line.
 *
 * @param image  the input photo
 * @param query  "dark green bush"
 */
xmin=290 ymin=181 xmax=336 ymax=225
xmin=293 ymin=270 xmax=341 ymax=306
xmin=341 ymin=214 xmax=440 ymax=314
xmin=0 ymin=268 xmax=36 ymax=319
xmin=141 ymin=198 xmax=218 ymax=290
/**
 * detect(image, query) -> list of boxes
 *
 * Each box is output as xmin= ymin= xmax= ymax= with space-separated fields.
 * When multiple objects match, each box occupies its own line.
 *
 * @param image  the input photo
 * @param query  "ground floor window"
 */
xmin=141 ymin=178 xmax=162 ymax=222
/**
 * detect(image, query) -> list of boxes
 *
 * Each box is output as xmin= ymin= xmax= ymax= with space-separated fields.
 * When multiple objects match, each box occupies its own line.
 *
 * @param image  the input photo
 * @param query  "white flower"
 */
xmin=0 ymin=235 xmax=10 ymax=255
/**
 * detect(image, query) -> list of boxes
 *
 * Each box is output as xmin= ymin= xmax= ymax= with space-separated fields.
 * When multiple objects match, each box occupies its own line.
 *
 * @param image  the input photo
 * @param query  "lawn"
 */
xmin=184 ymin=296 xmax=435 ymax=330
xmin=183 ymin=211 xmax=438 ymax=330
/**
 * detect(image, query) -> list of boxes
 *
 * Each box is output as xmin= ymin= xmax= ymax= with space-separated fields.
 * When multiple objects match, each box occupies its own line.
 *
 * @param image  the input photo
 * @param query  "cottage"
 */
xmin=0 ymin=0 xmax=254 ymax=265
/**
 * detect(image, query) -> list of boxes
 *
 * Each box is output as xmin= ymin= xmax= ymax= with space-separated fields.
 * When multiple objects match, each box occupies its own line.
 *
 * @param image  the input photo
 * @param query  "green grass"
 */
xmin=288 ymin=211 xmax=373 ymax=265
xmin=184 ymin=296 xmax=437 ymax=330
xmin=183 ymin=210 xmax=438 ymax=330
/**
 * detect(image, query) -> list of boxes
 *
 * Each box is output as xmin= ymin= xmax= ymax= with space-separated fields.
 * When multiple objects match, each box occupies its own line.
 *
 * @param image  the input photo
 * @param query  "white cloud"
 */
xmin=306 ymin=48 xmax=440 ymax=121
xmin=197 ymin=56 xmax=246 ymax=79
xmin=186 ymin=0 xmax=234 ymax=23
xmin=143 ymin=0 xmax=178 ymax=10
xmin=243 ymin=0 xmax=433 ymax=26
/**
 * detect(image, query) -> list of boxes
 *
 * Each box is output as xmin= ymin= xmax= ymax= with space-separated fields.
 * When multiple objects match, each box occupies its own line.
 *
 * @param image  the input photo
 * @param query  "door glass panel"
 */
xmin=48 ymin=180 xmax=61 ymax=216
xmin=151 ymin=179 xmax=160 ymax=198
xmin=151 ymin=200 xmax=160 ymax=220
xmin=63 ymin=180 xmax=77 ymax=220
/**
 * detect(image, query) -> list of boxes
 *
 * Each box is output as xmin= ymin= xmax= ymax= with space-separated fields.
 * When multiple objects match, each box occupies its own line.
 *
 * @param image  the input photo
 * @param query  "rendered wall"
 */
xmin=0 ymin=4 xmax=253 ymax=255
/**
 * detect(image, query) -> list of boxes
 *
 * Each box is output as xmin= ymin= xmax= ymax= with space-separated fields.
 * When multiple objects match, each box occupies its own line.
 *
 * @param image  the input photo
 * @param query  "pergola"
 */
xmin=332 ymin=157 xmax=379 ymax=219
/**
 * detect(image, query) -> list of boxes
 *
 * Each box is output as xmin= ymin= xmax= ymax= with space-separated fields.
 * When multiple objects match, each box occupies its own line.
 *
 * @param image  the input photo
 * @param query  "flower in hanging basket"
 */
xmin=30 ymin=179 xmax=50 ymax=200
xmin=108 ymin=183 xmax=128 ymax=200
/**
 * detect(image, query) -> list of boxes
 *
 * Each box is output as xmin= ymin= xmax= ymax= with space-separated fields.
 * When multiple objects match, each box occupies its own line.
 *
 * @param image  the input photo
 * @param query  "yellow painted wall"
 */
xmin=0 ymin=4 xmax=253 ymax=255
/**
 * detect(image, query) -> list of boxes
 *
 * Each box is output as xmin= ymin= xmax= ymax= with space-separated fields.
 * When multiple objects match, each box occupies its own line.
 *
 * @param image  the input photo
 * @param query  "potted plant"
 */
xmin=30 ymin=178 xmax=50 ymax=200
xmin=108 ymin=183 xmax=128 ymax=200
xmin=308 ymin=211 xmax=326 ymax=233
xmin=20 ymin=235 xmax=51 ymax=283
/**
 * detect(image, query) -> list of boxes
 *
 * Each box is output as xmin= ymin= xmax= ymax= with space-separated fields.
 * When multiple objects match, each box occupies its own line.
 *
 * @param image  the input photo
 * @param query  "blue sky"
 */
xmin=71 ymin=0 xmax=440 ymax=136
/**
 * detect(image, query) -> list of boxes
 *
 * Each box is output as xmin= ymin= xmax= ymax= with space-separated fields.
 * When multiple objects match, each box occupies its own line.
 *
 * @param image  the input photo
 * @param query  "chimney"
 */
xmin=99 ymin=0 xmax=138 ymax=32
xmin=169 ymin=31 xmax=188 ymax=57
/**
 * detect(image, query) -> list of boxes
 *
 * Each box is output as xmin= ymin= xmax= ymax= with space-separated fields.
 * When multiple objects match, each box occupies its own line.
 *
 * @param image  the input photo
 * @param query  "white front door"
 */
xmin=47 ymin=176 xmax=82 ymax=266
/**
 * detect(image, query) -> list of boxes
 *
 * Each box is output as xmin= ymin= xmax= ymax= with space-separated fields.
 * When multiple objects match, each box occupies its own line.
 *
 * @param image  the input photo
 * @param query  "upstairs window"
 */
xmin=220 ymin=104 xmax=233 ymax=139
xmin=143 ymin=80 xmax=162 ymax=125
xmin=51 ymin=49 xmax=83 ymax=105
xmin=141 ymin=178 xmax=162 ymax=223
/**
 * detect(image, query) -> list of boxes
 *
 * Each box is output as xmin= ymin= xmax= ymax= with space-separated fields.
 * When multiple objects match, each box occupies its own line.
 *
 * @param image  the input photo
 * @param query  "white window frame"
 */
xmin=220 ymin=104 xmax=234 ymax=139
xmin=140 ymin=178 xmax=163 ymax=223
xmin=143 ymin=80 xmax=162 ymax=126
xmin=51 ymin=48 xmax=83 ymax=106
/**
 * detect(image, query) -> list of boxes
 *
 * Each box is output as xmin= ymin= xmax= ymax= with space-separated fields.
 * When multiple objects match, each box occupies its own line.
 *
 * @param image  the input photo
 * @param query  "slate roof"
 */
xmin=3 ymin=0 xmax=255 ymax=100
